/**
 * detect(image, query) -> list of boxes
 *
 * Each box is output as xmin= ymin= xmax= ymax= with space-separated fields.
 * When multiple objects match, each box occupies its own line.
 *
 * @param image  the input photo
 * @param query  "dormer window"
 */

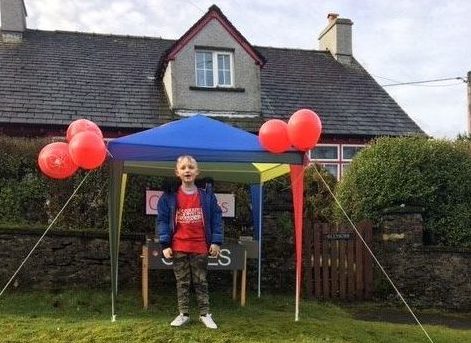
xmin=195 ymin=49 xmax=234 ymax=87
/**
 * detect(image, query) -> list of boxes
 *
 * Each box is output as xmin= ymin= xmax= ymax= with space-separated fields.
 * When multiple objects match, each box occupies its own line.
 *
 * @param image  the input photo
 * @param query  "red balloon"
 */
xmin=38 ymin=142 xmax=78 ymax=179
xmin=69 ymin=131 xmax=107 ymax=170
xmin=258 ymin=119 xmax=291 ymax=153
xmin=287 ymin=109 xmax=322 ymax=151
xmin=66 ymin=119 xmax=103 ymax=142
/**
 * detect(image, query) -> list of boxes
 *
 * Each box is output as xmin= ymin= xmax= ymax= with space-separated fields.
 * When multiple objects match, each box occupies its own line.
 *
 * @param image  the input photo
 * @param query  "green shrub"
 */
xmin=0 ymin=136 xmax=48 ymax=225
xmin=0 ymin=182 xmax=21 ymax=222
xmin=262 ymin=164 xmax=337 ymax=222
xmin=0 ymin=136 xmax=47 ymax=180
xmin=335 ymin=136 xmax=471 ymax=247
xmin=0 ymin=135 xmax=337 ymax=237
xmin=217 ymin=182 xmax=253 ymax=239
xmin=304 ymin=164 xmax=337 ymax=222
xmin=0 ymin=135 xmax=165 ymax=233
xmin=42 ymin=167 xmax=110 ymax=230
xmin=121 ymin=174 xmax=165 ymax=234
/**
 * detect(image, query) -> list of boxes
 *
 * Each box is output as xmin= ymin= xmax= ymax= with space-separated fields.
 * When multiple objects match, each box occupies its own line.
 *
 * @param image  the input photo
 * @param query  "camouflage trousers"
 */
xmin=173 ymin=252 xmax=209 ymax=315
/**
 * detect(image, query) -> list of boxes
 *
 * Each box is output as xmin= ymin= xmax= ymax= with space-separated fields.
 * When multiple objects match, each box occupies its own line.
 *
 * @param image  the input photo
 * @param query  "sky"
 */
xmin=21 ymin=0 xmax=471 ymax=138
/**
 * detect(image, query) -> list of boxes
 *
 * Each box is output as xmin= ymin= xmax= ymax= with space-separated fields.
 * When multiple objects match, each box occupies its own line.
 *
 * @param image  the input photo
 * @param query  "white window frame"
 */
xmin=195 ymin=50 xmax=234 ymax=88
xmin=309 ymin=144 xmax=339 ymax=161
xmin=310 ymin=143 xmax=365 ymax=180
xmin=310 ymin=144 xmax=340 ymax=180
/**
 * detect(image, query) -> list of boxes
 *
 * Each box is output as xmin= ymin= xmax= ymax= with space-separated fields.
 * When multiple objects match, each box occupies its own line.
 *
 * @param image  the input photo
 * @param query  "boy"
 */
xmin=157 ymin=155 xmax=223 ymax=329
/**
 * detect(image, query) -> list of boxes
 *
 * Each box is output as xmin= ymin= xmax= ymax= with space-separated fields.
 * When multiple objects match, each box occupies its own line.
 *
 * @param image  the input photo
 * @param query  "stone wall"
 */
xmin=0 ymin=229 xmax=271 ymax=293
xmin=2 ymin=208 xmax=470 ymax=311
xmin=0 ymin=230 xmax=144 ymax=290
xmin=374 ymin=207 xmax=471 ymax=310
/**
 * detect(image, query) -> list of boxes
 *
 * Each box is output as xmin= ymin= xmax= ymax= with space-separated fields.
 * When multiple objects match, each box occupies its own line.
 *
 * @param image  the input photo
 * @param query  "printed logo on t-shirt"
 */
xmin=176 ymin=207 xmax=203 ymax=224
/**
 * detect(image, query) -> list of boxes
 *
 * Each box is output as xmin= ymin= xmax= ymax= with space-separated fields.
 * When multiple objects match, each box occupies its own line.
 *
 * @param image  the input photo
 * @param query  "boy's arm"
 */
xmin=156 ymin=195 xmax=171 ymax=250
xmin=210 ymin=192 xmax=224 ymax=245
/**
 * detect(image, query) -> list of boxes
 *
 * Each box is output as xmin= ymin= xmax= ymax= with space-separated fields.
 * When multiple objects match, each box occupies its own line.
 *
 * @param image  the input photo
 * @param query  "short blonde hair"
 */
xmin=176 ymin=155 xmax=198 ymax=168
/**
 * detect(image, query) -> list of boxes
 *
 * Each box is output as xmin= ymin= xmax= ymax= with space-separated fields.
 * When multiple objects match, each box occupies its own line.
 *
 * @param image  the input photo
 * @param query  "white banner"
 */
xmin=146 ymin=190 xmax=235 ymax=217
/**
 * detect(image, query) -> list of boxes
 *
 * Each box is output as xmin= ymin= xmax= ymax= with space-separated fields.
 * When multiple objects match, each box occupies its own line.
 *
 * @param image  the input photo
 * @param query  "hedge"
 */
xmin=0 ymin=135 xmax=168 ymax=234
xmin=335 ymin=136 xmax=471 ymax=247
xmin=0 ymin=135 xmax=338 ymax=240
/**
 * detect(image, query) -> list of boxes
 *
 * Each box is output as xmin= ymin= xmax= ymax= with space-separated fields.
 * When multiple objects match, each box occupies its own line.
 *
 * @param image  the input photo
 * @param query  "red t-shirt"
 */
xmin=172 ymin=188 xmax=207 ymax=254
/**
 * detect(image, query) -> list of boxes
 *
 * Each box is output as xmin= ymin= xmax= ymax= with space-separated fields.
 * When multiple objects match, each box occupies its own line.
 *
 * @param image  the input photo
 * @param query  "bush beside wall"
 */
xmin=335 ymin=136 xmax=471 ymax=247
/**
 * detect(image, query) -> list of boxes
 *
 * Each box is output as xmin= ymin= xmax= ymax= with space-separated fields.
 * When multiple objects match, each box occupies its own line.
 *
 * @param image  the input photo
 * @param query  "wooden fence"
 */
xmin=303 ymin=221 xmax=373 ymax=300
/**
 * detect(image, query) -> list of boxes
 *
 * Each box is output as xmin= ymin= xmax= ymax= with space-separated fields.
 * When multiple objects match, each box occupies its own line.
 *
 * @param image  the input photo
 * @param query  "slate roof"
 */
xmin=0 ymin=30 xmax=174 ymax=131
xmin=0 ymin=29 xmax=423 ymax=137
xmin=257 ymin=47 xmax=423 ymax=136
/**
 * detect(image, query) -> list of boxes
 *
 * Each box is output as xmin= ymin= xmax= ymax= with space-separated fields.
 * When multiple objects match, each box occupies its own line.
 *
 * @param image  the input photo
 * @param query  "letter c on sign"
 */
xmin=149 ymin=195 xmax=159 ymax=210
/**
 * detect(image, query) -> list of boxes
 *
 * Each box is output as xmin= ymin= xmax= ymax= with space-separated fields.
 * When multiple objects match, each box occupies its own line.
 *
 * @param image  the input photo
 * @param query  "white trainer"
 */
xmin=199 ymin=313 xmax=218 ymax=329
xmin=170 ymin=313 xmax=190 ymax=327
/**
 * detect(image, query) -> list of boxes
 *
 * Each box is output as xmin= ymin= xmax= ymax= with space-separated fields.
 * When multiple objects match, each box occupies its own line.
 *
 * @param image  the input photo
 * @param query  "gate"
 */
xmin=304 ymin=221 xmax=373 ymax=300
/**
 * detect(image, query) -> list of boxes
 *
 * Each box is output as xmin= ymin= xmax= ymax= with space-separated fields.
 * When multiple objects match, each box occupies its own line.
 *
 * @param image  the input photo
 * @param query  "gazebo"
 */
xmin=107 ymin=115 xmax=307 ymax=321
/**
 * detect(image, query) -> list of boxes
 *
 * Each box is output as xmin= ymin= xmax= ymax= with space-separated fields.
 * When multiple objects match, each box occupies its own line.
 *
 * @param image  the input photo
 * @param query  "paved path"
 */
xmin=351 ymin=308 xmax=471 ymax=330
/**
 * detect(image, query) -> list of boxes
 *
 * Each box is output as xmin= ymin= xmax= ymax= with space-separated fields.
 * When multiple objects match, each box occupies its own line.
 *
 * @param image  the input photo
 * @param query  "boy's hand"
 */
xmin=209 ymin=244 xmax=220 ymax=257
xmin=163 ymin=247 xmax=173 ymax=259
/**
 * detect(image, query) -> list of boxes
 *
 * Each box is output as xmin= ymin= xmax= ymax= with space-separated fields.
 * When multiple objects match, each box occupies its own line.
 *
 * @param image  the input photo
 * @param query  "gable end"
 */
xmin=163 ymin=5 xmax=265 ymax=69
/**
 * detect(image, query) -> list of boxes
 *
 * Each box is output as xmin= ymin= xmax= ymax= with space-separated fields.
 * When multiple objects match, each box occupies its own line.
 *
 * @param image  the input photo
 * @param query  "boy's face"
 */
xmin=175 ymin=158 xmax=199 ymax=184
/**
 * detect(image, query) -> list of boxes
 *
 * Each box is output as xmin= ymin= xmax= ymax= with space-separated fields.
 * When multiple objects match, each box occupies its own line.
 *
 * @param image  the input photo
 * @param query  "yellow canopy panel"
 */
xmin=123 ymin=161 xmax=290 ymax=184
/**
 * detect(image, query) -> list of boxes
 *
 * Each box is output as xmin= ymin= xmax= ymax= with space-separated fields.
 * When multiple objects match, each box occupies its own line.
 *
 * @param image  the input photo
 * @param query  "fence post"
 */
xmin=303 ymin=215 xmax=313 ymax=298
xmin=375 ymin=206 xmax=425 ymax=299
xmin=378 ymin=206 xmax=425 ymax=250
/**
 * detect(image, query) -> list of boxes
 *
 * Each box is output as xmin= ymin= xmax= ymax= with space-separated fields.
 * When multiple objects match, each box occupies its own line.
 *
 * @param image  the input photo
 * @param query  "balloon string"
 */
xmin=0 ymin=172 xmax=91 ymax=298
xmin=312 ymin=164 xmax=435 ymax=343
xmin=106 ymin=148 xmax=114 ymax=159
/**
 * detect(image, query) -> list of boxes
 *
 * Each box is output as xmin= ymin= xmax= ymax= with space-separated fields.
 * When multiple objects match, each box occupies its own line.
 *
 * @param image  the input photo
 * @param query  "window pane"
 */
xmin=343 ymin=146 xmax=364 ymax=160
xmin=223 ymin=70 xmax=230 ymax=84
xmin=222 ymin=55 xmax=230 ymax=69
xmin=217 ymin=70 xmax=231 ymax=85
xmin=311 ymin=146 xmax=338 ymax=160
xmin=322 ymin=163 xmax=339 ymax=179
xmin=217 ymin=53 xmax=231 ymax=85
xmin=204 ymin=54 xmax=213 ymax=69
xmin=195 ymin=52 xmax=213 ymax=87
xmin=196 ymin=53 xmax=205 ymax=68
xmin=196 ymin=52 xmax=212 ymax=67
xmin=196 ymin=70 xmax=205 ymax=86
xmin=206 ymin=70 xmax=214 ymax=86
xmin=218 ymin=70 xmax=224 ymax=84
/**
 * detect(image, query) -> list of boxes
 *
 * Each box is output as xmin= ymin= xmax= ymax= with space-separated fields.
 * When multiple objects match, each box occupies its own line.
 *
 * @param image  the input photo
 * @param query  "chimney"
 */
xmin=318 ymin=13 xmax=353 ymax=64
xmin=1 ymin=0 xmax=27 ymax=43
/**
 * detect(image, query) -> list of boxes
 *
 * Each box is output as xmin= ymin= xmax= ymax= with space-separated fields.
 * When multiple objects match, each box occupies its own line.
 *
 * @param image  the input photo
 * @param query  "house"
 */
xmin=0 ymin=0 xmax=423 ymax=179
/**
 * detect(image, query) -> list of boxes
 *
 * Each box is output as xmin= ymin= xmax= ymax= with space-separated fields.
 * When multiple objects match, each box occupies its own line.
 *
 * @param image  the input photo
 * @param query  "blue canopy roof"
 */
xmin=107 ymin=114 xmax=304 ymax=165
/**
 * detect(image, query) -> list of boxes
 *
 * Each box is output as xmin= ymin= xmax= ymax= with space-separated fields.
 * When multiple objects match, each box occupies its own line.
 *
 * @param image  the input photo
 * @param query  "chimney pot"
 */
xmin=327 ymin=13 xmax=339 ymax=22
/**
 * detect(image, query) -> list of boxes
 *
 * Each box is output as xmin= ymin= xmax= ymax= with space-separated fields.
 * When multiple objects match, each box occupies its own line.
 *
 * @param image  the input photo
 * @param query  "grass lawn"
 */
xmin=0 ymin=289 xmax=469 ymax=343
